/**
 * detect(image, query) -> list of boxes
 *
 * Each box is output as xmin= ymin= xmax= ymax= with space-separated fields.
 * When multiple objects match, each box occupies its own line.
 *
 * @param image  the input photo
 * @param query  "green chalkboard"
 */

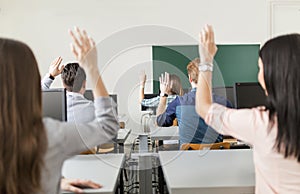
xmin=152 ymin=44 xmax=260 ymax=93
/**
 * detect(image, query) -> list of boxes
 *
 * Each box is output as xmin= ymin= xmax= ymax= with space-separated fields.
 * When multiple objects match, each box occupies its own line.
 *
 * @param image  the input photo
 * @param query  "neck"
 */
xmin=191 ymin=82 xmax=197 ymax=88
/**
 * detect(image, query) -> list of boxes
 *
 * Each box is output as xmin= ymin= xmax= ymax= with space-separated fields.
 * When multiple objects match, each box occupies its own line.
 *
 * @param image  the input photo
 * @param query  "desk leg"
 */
xmin=119 ymin=169 xmax=124 ymax=194
xmin=158 ymin=165 xmax=164 ymax=194
xmin=118 ymin=143 xmax=124 ymax=153
xmin=158 ymin=140 xmax=163 ymax=151
xmin=139 ymin=155 xmax=152 ymax=194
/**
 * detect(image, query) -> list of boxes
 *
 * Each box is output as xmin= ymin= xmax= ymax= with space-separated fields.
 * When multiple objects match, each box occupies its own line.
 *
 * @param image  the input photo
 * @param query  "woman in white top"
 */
xmin=0 ymin=28 xmax=119 ymax=194
xmin=196 ymin=25 xmax=300 ymax=193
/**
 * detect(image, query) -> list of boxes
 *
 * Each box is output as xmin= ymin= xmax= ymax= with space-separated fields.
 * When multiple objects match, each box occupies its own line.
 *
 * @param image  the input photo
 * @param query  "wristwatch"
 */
xmin=48 ymin=73 xmax=55 ymax=80
xmin=160 ymin=93 xmax=168 ymax=97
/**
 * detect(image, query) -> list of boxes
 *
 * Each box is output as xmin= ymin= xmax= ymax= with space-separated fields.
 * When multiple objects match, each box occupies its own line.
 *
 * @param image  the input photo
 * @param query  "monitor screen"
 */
xmin=141 ymin=93 xmax=159 ymax=112
xmin=42 ymin=88 xmax=67 ymax=121
xmin=212 ymin=87 xmax=234 ymax=108
xmin=84 ymin=90 xmax=118 ymax=115
xmin=234 ymin=82 xmax=266 ymax=109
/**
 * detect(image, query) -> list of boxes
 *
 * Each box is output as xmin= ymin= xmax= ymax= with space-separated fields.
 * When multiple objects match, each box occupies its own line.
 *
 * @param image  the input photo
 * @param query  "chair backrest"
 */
xmin=181 ymin=142 xmax=231 ymax=150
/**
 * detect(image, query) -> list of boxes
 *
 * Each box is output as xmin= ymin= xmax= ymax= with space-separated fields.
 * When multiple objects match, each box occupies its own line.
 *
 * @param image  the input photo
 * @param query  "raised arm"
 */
xmin=52 ymin=27 xmax=119 ymax=155
xmin=41 ymin=56 xmax=64 ymax=90
xmin=139 ymin=70 xmax=146 ymax=103
xmin=69 ymin=27 xmax=108 ymax=98
xmin=156 ymin=72 xmax=172 ymax=116
xmin=195 ymin=25 xmax=218 ymax=118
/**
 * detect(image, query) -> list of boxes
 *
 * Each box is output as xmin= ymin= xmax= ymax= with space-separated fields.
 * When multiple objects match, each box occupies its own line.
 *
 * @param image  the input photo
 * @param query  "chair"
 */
xmin=180 ymin=142 xmax=231 ymax=150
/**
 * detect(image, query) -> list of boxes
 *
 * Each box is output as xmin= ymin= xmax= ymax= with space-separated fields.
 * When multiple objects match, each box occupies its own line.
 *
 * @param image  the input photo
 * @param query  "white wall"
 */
xmin=0 ymin=0 xmax=270 ymax=143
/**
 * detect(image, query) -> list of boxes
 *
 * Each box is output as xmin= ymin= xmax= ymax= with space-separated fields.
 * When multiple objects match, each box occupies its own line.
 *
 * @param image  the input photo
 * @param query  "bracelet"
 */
xmin=199 ymin=62 xmax=213 ymax=67
xmin=198 ymin=65 xmax=213 ymax=72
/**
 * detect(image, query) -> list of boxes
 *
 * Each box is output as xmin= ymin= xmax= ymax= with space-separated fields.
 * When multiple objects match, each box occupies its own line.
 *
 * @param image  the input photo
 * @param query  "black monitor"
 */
xmin=141 ymin=93 xmax=159 ymax=112
xmin=212 ymin=86 xmax=234 ymax=108
xmin=234 ymin=82 xmax=266 ymax=109
xmin=42 ymin=88 xmax=67 ymax=121
xmin=84 ymin=90 xmax=118 ymax=115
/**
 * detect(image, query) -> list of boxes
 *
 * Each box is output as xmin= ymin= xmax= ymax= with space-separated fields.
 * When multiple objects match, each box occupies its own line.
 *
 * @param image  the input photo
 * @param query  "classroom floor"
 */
xmin=122 ymin=143 xmax=179 ymax=194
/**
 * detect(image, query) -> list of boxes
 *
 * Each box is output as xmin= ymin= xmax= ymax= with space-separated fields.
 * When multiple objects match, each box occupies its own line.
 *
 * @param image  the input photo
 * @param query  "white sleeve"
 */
xmin=41 ymin=75 xmax=53 ymax=90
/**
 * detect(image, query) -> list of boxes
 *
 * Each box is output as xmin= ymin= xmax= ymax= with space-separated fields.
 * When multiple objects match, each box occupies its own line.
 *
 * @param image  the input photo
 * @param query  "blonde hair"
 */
xmin=187 ymin=58 xmax=200 ymax=84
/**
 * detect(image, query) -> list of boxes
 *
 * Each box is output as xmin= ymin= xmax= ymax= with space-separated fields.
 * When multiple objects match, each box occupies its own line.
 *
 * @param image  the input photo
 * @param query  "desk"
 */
xmin=150 ymin=126 xmax=179 ymax=141
xmin=62 ymin=154 xmax=125 ymax=194
xmin=159 ymin=149 xmax=255 ymax=194
xmin=117 ymin=128 xmax=131 ymax=153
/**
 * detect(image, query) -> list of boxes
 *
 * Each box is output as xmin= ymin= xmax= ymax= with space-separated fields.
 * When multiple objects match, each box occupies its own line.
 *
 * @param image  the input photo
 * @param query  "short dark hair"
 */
xmin=61 ymin=63 xmax=86 ymax=92
xmin=259 ymin=33 xmax=300 ymax=162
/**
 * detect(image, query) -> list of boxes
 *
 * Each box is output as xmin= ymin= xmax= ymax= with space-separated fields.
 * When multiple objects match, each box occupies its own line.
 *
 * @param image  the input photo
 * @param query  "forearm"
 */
xmin=156 ymin=97 xmax=167 ymax=116
xmin=196 ymin=71 xmax=213 ymax=118
xmin=87 ymin=68 xmax=109 ymax=98
xmin=41 ymin=75 xmax=53 ymax=90
xmin=139 ymin=86 xmax=145 ymax=103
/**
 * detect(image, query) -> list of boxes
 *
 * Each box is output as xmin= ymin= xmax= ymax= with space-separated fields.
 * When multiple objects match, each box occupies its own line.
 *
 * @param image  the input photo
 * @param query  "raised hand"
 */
xmin=198 ymin=25 xmax=218 ymax=64
xmin=159 ymin=72 xmax=172 ymax=95
xmin=48 ymin=56 xmax=64 ymax=77
xmin=139 ymin=70 xmax=147 ymax=87
xmin=69 ymin=27 xmax=97 ymax=72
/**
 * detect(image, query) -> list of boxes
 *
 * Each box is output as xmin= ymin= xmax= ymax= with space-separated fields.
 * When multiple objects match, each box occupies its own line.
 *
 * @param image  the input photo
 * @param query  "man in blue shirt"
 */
xmin=156 ymin=58 xmax=232 ymax=147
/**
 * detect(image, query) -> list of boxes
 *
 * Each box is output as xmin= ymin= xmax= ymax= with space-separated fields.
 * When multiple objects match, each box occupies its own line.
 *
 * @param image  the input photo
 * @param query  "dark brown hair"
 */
xmin=61 ymin=63 xmax=86 ymax=92
xmin=0 ymin=38 xmax=47 ymax=193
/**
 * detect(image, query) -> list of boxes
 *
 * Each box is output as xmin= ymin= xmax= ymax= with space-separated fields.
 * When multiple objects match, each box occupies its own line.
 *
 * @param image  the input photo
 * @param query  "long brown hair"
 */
xmin=0 ymin=38 xmax=47 ymax=193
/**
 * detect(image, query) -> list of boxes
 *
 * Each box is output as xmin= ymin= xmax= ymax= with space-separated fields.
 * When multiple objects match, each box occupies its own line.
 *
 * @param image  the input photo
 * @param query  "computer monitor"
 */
xmin=141 ymin=93 xmax=159 ymax=112
xmin=84 ymin=90 xmax=118 ymax=115
xmin=234 ymin=82 xmax=266 ymax=109
xmin=212 ymin=86 xmax=235 ymax=108
xmin=42 ymin=88 xmax=67 ymax=121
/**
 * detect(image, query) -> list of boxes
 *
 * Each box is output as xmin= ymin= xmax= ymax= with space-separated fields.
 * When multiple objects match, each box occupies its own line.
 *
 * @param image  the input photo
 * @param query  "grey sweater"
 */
xmin=41 ymin=76 xmax=96 ymax=123
xmin=40 ymin=97 xmax=119 ymax=194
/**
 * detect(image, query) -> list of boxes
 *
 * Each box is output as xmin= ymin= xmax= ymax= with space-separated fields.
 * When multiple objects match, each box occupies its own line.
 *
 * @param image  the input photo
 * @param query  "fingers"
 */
xmin=69 ymin=29 xmax=82 ymax=50
xmin=159 ymin=73 xmax=163 ymax=83
xmin=77 ymin=179 xmax=102 ymax=189
xmin=59 ymin=64 xmax=65 ymax=72
xmin=70 ymin=43 xmax=79 ymax=59
xmin=208 ymin=25 xmax=215 ymax=42
xmin=165 ymin=72 xmax=170 ymax=85
xmin=65 ymin=185 xmax=84 ymax=193
xmin=200 ymin=24 xmax=215 ymax=43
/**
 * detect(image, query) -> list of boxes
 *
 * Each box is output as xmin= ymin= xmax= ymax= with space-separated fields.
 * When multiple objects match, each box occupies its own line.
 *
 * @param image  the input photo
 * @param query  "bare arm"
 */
xmin=195 ymin=25 xmax=218 ymax=118
xmin=156 ymin=72 xmax=172 ymax=116
xmin=139 ymin=70 xmax=146 ymax=103
xmin=69 ymin=27 xmax=109 ymax=98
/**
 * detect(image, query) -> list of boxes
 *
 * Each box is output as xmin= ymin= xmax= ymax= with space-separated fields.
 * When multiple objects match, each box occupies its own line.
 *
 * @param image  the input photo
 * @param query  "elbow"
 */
xmin=195 ymin=101 xmax=210 ymax=119
xmin=102 ymin=116 xmax=119 ymax=139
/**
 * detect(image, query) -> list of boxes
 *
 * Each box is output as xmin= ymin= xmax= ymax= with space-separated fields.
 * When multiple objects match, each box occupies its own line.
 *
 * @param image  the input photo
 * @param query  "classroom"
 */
xmin=1 ymin=0 xmax=300 ymax=194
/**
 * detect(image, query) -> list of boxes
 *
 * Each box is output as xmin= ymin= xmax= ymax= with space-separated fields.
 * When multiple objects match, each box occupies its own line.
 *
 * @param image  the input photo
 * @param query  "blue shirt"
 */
xmin=157 ymin=88 xmax=232 ymax=145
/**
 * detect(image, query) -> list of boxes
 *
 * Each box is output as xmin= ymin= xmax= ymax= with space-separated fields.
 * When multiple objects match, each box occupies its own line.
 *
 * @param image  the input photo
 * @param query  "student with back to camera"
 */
xmin=156 ymin=63 xmax=232 ymax=147
xmin=0 ymin=27 xmax=119 ymax=194
xmin=139 ymin=70 xmax=183 ymax=108
xmin=196 ymin=25 xmax=300 ymax=193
